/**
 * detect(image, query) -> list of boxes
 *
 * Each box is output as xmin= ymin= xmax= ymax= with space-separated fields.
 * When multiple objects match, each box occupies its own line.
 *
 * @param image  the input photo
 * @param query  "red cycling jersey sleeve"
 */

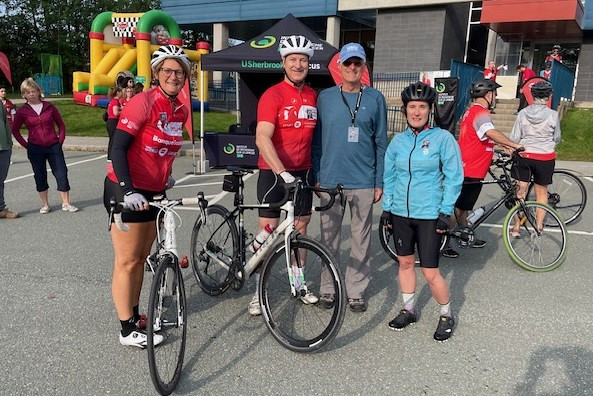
xmin=107 ymin=88 xmax=188 ymax=191
xmin=256 ymin=81 xmax=317 ymax=171
xmin=458 ymin=103 xmax=496 ymax=179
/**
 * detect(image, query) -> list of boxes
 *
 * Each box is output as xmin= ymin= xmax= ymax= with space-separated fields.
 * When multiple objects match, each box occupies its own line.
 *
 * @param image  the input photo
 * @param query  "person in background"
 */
xmin=540 ymin=62 xmax=552 ymax=80
xmin=382 ymin=82 xmax=462 ymax=341
xmin=509 ymin=81 xmax=560 ymax=236
xmin=11 ymin=78 xmax=78 ymax=214
xmin=104 ymin=45 xmax=190 ymax=348
xmin=483 ymin=60 xmax=506 ymax=114
xmin=545 ymin=45 xmax=563 ymax=63
xmin=0 ymin=94 xmax=18 ymax=219
xmin=516 ymin=64 xmax=536 ymax=114
xmin=119 ymin=86 xmax=134 ymax=111
xmin=134 ymin=82 xmax=144 ymax=95
xmin=106 ymin=86 xmax=123 ymax=161
xmin=0 ymin=86 xmax=16 ymax=125
xmin=251 ymin=35 xmax=318 ymax=316
xmin=312 ymin=42 xmax=387 ymax=313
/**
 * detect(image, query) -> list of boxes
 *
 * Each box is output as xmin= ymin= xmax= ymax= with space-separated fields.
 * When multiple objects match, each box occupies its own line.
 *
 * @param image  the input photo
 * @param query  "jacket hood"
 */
xmin=522 ymin=104 xmax=553 ymax=124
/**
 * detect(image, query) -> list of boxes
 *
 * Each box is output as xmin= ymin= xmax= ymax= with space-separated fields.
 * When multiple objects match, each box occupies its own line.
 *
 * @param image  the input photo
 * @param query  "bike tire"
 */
xmin=190 ymin=204 xmax=239 ymax=296
xmin=259 ymin=235 xmax=346 ymax=353
xmin=502 ymin=201 xmax=567 ymax=272
xmin=147 ymin=255 xmax=187 ymax=395
xmin=379 ymin=216 xmax=449 ymax=262
xmin=527 ymin=170 xmax=587 ymax=226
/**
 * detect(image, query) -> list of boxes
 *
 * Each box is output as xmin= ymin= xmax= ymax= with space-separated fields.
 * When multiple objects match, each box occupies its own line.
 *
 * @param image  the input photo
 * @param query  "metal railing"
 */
xmin=208 ymin=79 xmax=237 ymax=110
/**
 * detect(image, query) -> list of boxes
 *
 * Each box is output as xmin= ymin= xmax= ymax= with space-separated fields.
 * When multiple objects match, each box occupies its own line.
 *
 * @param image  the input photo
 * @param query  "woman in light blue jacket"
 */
xmin=382 ymin=82 xmax=463 ymax=342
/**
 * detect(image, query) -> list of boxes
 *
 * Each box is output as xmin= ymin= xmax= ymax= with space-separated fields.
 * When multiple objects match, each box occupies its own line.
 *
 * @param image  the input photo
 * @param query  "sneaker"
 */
xmin=0 ymin=208 xmax=19 ymax=219
xmin=298 ymin=285 xmax=319 ymax=305
xmin=388 ymin=309 xmax=417 ymax=331
xmin=434 ymin=315 xmax=455 ymax=342
xmin=348 ymin=298 xmax=366 ymax=313
xmin=319 ymin=294 xmax=335 ymax=309
xmin=442 ymin=248 xmax=459 ymax=258
xmin=39 ymin=205 xmax=50 ymax=214
xmin=119 ymin=328 xmax=164 ymax=348
xmin=490 ymin=110 xmax=496 ymax=114
xmin=62 ymin=203 xmax=79 ymax=212
xmin=471 ymin=239 xmax=486 ymax=248
xmin=248 ymin=294 xmax=262 ymax=316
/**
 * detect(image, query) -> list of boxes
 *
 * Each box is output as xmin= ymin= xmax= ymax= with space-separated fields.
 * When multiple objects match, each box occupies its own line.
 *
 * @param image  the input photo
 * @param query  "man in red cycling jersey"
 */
xmin=103 ymin=45 xmax=190 ymax=348
xmin=249 ymin=35 xmax=318 ymax=315
xmin=442 ymin=79 xmax=523 ymax=258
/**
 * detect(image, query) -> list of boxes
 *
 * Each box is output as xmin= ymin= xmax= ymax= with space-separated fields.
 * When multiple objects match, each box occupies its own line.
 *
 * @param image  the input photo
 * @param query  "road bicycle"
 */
xmin=110 ymin=192 xmax=208 ymax=396
xmin=379 ymin=149 xmax=568 ymax=272
xmin=190 ymin=167 xmax=346 ymax=353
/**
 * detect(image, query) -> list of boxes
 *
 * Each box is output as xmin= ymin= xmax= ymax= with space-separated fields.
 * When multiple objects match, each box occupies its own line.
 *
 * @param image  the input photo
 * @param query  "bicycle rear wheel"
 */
xmin=190 ymin=204 xmax=238 ymax=296
xmin=260 ymin=236 xmax=346 ymax=353
xmin=147 ymin=255 xmax=187 ymax=395
xmin=528 ymin=170 xmax=587 ymax=226
xmin=379 ymin=216 xmax=449 ymax=262
xmin=502 ymin=201 xmax=567 ymax=272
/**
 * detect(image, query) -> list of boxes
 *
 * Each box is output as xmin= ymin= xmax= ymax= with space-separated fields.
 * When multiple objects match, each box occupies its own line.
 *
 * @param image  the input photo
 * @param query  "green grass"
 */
xmin=557 ymin=108 xmax=593 ymax=161
xmin=40 ymin=100 xmax=236 ymax=139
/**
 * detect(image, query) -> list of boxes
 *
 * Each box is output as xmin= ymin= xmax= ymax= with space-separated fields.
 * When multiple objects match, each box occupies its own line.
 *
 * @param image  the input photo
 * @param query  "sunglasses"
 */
xmin=343 ymin=59 xmax=363 ymax=67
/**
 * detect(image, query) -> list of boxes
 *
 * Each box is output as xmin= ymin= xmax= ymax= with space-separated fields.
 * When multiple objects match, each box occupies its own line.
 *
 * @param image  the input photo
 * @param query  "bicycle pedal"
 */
xmin=179 ymin=255 xmax=189 ymax=268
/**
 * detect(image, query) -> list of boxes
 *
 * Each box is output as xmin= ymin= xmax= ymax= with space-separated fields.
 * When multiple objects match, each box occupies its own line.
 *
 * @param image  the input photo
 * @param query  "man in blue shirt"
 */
xmin=312 ymin=43 xmax=387 ymax=312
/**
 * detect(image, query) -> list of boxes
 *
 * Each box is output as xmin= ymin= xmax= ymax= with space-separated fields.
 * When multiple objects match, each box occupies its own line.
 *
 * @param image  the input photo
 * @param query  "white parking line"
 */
xmin=584 ymin=176 xmax=593 ymax=184
xmin=6 ymin=154 xmax=106 ymax=183
xmin=481 ymin=222 xmax=593 ymax=236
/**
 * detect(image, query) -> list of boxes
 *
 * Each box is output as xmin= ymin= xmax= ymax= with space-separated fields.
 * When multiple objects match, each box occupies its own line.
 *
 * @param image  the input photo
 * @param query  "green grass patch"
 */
xmin=557 ymin=108 xmax=593 ymax=161
xmin=34 ymin=100 xmax=236 ymax=139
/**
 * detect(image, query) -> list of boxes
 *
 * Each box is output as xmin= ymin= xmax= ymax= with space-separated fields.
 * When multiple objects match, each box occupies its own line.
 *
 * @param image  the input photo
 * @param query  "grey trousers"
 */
xmin=319 ymin=188 xmax=374 ymax=299
xmin=0 ymin=148 xmax=12 ymax=210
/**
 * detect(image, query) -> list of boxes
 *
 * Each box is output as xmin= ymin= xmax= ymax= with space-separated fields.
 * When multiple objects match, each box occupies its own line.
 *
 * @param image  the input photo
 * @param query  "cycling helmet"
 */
xmin=553 ymin=44 xmax=561 ymax=50
xmin=150 ymin=45 xmax=191 ymax=77
xmin=531 ymin=81 xmax=553 ymax=99
xmin=470 ymin=79 xmax=502 ymax=98
xmin=278 ymin=35 xmax=314 ymax=59
xmin=401 ymin=82 xmax=437 ymax=106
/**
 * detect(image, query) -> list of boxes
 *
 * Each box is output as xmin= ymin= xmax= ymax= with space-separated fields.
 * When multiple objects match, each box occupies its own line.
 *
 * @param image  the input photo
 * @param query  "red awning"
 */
xmin=481 ymin=0 xmax=584 ymax=40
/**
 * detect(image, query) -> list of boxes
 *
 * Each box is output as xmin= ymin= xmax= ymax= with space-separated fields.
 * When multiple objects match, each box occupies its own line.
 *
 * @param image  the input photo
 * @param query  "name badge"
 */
xmin=348 ymin=126 xmax=359 ymax=143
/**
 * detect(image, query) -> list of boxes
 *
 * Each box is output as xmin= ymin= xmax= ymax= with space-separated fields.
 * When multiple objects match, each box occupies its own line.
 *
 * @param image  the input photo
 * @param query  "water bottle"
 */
xmin=467 ymin=206 xmax=485 ymax=226
xmin=249 ymin=224 xmax=275 ymax=253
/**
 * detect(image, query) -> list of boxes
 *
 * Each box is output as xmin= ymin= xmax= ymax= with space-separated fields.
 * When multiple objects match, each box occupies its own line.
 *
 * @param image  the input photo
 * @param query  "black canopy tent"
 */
xmin=201 ymin=13 xmax=339 ymax=130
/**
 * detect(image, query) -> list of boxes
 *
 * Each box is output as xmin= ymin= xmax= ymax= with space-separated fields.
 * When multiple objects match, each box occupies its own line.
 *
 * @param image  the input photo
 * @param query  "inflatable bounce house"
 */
xmin=72 ymin=10 xmax=210 ymax=109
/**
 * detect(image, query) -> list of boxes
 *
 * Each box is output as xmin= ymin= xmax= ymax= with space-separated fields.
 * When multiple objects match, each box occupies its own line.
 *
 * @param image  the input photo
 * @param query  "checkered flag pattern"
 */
xmin=112 ymin=16 xmax=140 ymax=37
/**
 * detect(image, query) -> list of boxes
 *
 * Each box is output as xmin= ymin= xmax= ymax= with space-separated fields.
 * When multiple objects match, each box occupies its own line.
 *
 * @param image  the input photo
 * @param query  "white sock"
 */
xmin=402 ymin=292 xmax=416 ymax=312
xmin=440 ymin=302 xmax=451 ymax=317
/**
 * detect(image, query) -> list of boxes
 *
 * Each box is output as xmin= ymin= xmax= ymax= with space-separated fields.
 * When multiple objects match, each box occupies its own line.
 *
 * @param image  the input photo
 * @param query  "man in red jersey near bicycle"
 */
xmin=249 ymin=35 xmax=319 ymax=315
xmin=442 ymin=79 xmax=523 ymax=258
xmin=103 ymin=45 xmax=190 ymax=348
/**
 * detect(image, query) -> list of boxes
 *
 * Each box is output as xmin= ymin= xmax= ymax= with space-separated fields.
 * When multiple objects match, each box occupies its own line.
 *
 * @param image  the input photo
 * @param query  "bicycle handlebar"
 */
xmin=264 ymin=179 xmax=344 ymax=211
xmin=310 ymin=184 xmax=344 ymax=212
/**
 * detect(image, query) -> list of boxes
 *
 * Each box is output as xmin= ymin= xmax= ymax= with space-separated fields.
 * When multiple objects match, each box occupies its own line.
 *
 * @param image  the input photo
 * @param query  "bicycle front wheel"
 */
xmin=191 ymin=204 xmax=239 ymax=296
xmin=260 ymin=236 xmax=346 ymax=353
xmin=147 ymin=255 xmax=187 ymax=395
xmin=502 ymin=201 xmax=568 ymax=272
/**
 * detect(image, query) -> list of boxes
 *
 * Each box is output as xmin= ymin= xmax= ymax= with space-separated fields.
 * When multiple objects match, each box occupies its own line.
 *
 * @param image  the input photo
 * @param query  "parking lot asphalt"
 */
xmin=2 ymin=147 xmax=593 ymax=396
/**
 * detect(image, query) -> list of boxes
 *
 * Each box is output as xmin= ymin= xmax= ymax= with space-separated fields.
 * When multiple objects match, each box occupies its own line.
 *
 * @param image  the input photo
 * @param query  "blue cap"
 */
xmin=339 ymin=43 xmax=366 ymax=63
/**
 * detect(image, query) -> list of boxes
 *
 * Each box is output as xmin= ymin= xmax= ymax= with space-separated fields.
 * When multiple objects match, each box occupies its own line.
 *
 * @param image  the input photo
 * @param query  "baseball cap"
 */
xmin=339 ymin=43 xmax=366 ymax=63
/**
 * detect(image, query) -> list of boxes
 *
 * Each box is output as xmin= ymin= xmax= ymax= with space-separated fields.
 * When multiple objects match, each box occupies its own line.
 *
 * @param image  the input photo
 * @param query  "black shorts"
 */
xmin=103 ymin=177 xmax=165 ymax=223
xmin=455 ymin=177 xmax=484 ymax=211
xmin=257 ymin=169 xmax=313 ymax=218
xmin=511 ymin=157 xmax=555 ymax=186
xmin=390 ymin=214 xmax=441 ymax=268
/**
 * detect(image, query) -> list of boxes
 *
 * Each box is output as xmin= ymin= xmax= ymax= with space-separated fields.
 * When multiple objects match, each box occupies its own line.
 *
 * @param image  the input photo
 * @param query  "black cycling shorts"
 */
xmin=455 ymin=177 xmax=484 ymax=211
xmin=103 ymin=177 xmax=165 ymax=223
xmin=511 ymin=157 xmax=555 ymax=186
xmin=256 ymin=169 xmax=313 ymax=218
xmin=390 ymin=214 xmax=442 ymax=268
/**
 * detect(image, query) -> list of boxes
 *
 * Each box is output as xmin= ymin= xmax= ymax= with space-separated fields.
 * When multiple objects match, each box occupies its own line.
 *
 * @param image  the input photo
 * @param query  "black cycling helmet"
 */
xmin=531 ymin=81 xmax=553 ymax=99
xmin=401 ymin=82 xmax=437 ymax=106
xmin=470 ymin=79 xmax=502 ymax=98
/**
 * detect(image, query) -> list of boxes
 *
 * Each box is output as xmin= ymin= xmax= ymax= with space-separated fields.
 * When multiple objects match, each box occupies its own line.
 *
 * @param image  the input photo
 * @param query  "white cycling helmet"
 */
xmin=150 ymin=45 xmax=191 ymax=77
xmin=278 ymin=35 xmax=314 ymax=59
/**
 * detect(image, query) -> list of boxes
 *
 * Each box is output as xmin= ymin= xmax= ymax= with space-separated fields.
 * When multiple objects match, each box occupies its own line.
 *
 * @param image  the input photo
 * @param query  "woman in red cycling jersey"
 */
xmin=103 ymin=45 xmax=190 ymax=348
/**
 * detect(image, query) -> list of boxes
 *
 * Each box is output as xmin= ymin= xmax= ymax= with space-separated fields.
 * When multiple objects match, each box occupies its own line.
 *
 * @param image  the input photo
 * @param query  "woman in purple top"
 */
xmin=11 ymin=78 xmax=78 ymax=214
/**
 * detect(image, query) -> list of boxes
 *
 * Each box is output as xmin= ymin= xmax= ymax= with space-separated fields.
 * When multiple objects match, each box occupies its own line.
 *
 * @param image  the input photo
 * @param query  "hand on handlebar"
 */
xmin=124 ymin=191 xmax=148 ymax=211
xmin=279 ymin=171 xmax=295 ymax=183
xmin=436 ymin=213 xmax=451 ymax=234
xmin=381 ymin=211 xmax=392 ymax=228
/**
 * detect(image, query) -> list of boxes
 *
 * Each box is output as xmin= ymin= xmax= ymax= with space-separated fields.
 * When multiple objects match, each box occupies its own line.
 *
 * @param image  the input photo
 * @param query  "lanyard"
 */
xmin=340 ymin=85 xmax=363 ymax=126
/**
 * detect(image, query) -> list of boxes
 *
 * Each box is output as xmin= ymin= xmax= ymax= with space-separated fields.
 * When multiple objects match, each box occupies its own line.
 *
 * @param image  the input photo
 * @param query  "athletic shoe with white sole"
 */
xmin=119 ymin=328 xmax=164 ymax=348
xmin=298 ymin=284 xmax=319 ymax=304
xmin=248 ymin=294 xmax=262 ymax=316
xmin=433 ymin=315 xmax=455 ymax=342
